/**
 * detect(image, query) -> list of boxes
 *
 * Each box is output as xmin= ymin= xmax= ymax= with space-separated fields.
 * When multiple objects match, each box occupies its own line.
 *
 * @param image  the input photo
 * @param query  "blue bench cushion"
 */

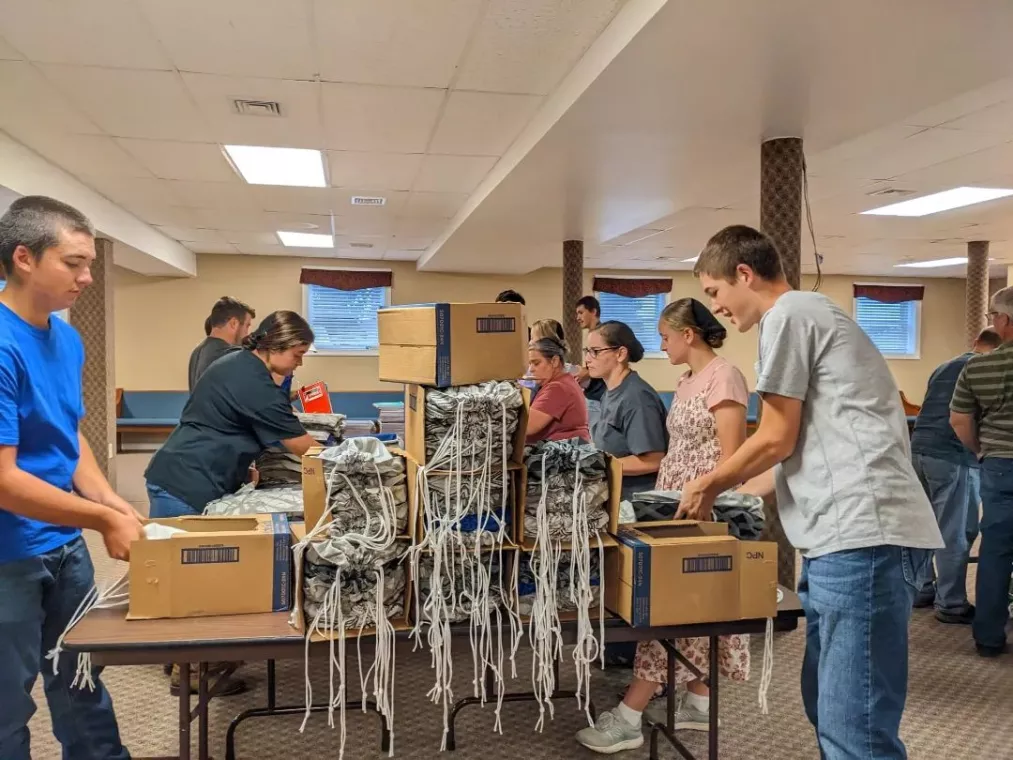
xmin=117 ymin=418 xmax=178 ymax=427
xmin=657 ymin=390 xmax=760 ymax=423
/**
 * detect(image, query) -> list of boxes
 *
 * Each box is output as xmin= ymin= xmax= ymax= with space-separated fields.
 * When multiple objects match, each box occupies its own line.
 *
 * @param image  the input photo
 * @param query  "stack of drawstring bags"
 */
xmin=408 ymin=380 xmax=526 ymax=747
xmin=291 ymin=437 xmax=409 ymax=759
xmin=521 ymin=438 xmax=612 ymax=730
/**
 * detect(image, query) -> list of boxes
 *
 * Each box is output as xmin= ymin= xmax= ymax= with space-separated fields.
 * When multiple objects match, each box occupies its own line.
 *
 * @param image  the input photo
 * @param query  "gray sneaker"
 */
xmin=575 ymin=708 xmax=645 ymax=754
xmin=644 ymin=697 xmax=719 ymax=732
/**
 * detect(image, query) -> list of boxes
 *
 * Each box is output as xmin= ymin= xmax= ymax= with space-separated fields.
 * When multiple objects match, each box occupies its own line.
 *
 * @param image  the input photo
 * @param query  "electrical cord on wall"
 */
xmin=802 ymin=154 xmax=823 ymax=292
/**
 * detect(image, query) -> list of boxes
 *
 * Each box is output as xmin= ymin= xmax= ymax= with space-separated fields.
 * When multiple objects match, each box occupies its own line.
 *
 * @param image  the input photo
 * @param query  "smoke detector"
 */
xmin=232 ymin=99 xmax=283 ymax=117
xmin=351 ymin=196 xmax=386 ymax=207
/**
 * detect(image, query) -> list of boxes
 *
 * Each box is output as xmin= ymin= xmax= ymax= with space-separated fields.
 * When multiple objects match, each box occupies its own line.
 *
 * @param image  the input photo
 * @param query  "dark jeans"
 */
xmin=0 ymin=536 xmax=128 ymax=760
xmin=973 ymin=457 xmax=1013 ymax=649
xmin=799 ymin=545 xmax=929 ymax=760
xmin=146 ymin=482 xmax=200 ymax=518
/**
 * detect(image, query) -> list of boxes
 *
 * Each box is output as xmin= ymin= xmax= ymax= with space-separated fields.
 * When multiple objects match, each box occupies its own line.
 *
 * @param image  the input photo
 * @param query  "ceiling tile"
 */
xmin=116 ymin=139 xmax=238 ymax=182
xmin=402 ymin=191 xmax=468 ymax=219
xmin=219 ymin=230 xmax=282 ymax=247
xmin=233 ymin=243 xmax=288 ymax=256
xmin=313 ymin=0 xmax=483 ymax=88
xmin=154 ymin=226 xmax=227 ymax=244
xmin=327 ymin=151 xmax=423 ymax=191
xmin=196 ymin=208 xmax=334 ymax=234
xmin=137 ymin=0 xmax=314 ymax=79
xmin=332 ymin=213 xmax=395 ymax=236
xmin=5 ymin=130 xmax=153 ymax=179
xmin=181 ymin=73 xmax=324 ymax=148
xmin=940 ymin=99 xmax=1013 ymax=134
xmin=122 ymin=205 xmax=204 ymax=228
xmin=38 ymin=65 xmax=212 ymax=142
xmin=186 ymin=242 xmax=241 ymax=254
xmin=413 ymin=154 xmax=497 ymax=193
xmin=384 ymin=249 xmax=423 ymax=260
xmin=394 ymin=216 xmax=449 ymax=238
xmin=320 ymin=83 xmax=445 ymax=153
xmin=389 ymin=235 xmax=435 ymax=251
xmin=0 ymin=35 xmax=23 ymax=60
xmin=429 ymin=91 xmax=543 ymax=155
xmin=455 ymin=0 xmax=624 ymax=95
xmin=79 ymin=176 xmax=185 ymax=209
xmin=167 ymin=180 xmax=261 ymax=211
xmin=253 ymin=186 xmax=341 ymax=216
xmin=0 ymin=61 xmax=102 ymax=135
xmin=0 ymin=0 xmax=171 ymax=69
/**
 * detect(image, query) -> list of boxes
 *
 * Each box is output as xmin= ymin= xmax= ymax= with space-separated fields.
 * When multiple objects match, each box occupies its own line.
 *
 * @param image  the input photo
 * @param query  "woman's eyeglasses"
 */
xmin=583 ymin=346 xmax=618 ymax=358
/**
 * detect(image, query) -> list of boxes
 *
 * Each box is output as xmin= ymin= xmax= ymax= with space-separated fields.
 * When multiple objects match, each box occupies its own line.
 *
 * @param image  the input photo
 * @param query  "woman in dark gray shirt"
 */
xmin=586 ymin=321 xmax=669 ymax=501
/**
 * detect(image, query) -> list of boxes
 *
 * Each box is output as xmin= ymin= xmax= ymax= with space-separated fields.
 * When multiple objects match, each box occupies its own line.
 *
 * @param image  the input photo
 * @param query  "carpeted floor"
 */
xmin=25 ymin=455 xmax=1013 ymax=759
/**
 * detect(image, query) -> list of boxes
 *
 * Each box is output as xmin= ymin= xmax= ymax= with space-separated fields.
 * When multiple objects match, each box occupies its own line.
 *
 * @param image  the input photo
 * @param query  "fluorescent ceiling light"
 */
xmin=862 ymin=187 xmax=1013 ymax=217
xmin=682 ymin=256 xmax=699 ymax=263
xmin=277 ymin=231 xmax=333 ymax=248
xmin=894 ymin=257 xmax=969 ymax=269
xmin=224 ymin=145 xmax=326 ymax=187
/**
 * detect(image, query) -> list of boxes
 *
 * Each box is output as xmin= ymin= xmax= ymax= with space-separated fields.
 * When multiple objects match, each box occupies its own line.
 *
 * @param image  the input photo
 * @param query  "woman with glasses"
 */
xmin=585 ymin=321 xmax=668 ymax=501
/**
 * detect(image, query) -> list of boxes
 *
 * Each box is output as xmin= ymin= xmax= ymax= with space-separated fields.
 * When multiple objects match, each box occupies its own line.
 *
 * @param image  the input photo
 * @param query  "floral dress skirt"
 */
xmin=632 ymin=391 xmax=750 ymax=687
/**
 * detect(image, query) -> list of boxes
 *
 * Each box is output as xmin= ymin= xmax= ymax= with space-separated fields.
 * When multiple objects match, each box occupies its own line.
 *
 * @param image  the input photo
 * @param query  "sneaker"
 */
xmin=975 ymin=641 xmax=1007 ymax=659
xmin=644 ymin=696 xmax=720 ymax=732
xmin=575 ymin=709 xmax=644 ymax=755
xmin=935 ymin=605 xmax=974 ymax=625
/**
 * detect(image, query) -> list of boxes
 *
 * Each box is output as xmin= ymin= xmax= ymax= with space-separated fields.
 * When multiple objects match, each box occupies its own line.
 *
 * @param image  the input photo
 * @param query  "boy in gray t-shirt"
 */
xmin=678 ymin=225 xmax=942 ymax=760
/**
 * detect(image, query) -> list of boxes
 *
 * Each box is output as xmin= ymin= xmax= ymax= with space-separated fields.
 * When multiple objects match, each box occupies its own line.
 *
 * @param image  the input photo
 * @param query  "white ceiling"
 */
xmin=2 ymin=0 xmax=1013 ymax=278
xmin=0 ymin=0 xmax=627 ymax=263
xmin=423 ymin=0 xmax=1013 ymax=277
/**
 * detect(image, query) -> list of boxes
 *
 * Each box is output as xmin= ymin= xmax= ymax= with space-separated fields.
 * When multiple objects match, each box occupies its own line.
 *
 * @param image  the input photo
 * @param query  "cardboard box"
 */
xmin=404 ymin=383 xmax=529 ymax=468
xmin=128 ymin=515 xmax=292 ymax=620
xmin=377 ymin=302 xmax=526 ymax=387
xmin=301 ymin=445 xmax=414 ymax=535
xmin=290 ymin=523 xmax=412 ymax=640
xmin=605 ymin=521 xmax=777 ymax=627
xmin=516 ymin=454 xmax=623 ymax=546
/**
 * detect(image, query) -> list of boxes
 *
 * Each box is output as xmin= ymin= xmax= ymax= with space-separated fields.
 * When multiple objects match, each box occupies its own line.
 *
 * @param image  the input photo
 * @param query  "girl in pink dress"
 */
xmin=576 ymin=298 xmax=750 ymax=754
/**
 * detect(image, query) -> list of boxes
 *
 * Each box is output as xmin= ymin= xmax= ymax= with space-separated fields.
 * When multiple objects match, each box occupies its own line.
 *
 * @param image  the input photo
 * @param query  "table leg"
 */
xmin=708 ymin=636 xmax=719 ymax=760
xmin=198 ymin=663 xmax=209 ymax=760
xmin=648 ymin=641 xmax=697 ymax=760
xmin=267 ymin=660 xmax=276 ymax=710
xmin=179 ymin=663 xmax=191 ymax=760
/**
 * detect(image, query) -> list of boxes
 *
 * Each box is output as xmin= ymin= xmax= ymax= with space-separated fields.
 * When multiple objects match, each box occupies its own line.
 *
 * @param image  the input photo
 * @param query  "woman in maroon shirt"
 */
xmin=525 ymin=336 xmax=590 ymax=444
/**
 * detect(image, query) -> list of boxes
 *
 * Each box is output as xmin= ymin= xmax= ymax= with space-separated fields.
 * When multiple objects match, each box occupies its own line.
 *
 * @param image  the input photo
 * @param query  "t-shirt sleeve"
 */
xmin=245 ymin=381 xmax=307 ymax=448
xmin=754 ymin=307 xmax=812 ymax=401
xmin=0 ymin=348 xmax=20 ymax=446
xmin=622 ymin=392 xmax=668 ymax=456
xmin=531 ymin=381 xmax=568 ymax=421
xmin=706 ymin=364 xmax=749 ymax=411
xmin=950 ymin=363 xmax=979 ymax=415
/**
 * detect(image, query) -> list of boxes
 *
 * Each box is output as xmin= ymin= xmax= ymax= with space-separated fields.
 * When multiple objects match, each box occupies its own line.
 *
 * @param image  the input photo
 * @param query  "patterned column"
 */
xmin=71 ymin=237 xmax=116 ymax=486
xmin=562 ymin=240 xmax=584 ymax=365
xmin=759 ymin=137 xmax=801 ymax=588
xmin=760 ymin=137 xmax=803 ymax=289
xmin=966 ymin=241 xmax=989 ymax=347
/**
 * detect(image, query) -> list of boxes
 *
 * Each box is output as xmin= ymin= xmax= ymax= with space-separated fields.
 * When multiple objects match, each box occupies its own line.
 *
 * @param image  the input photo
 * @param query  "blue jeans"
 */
xmin=0 ymin=536 xmax=128 ymax=760
xmin=912 ymin=453 xmax=980 ymax=613
xmin=798 ymin=545 xmax=929 ymax=760
xmin=146 ymin=482 xmax=200 ymax=518
xmin=973 ymin=457 xmax=1013 ymax=649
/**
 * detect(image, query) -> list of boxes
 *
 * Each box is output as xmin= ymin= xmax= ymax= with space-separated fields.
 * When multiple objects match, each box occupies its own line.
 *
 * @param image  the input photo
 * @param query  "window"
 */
xmin=854 ymin=297 xmax=921 ymax=358
xmin=594 ymin=291 xmax=666 ymax=354
xmin=303 ymin=283 xmax=390 ymax=353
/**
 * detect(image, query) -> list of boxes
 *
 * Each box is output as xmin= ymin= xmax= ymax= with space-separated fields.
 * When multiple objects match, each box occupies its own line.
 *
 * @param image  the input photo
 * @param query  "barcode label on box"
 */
xmin=682 ymin=555 xmax=732 ymax=574
xmin=181 ymin=547 xmax=240 ymax=565
xmin=476 ymin=317 xmax=516 ymax=333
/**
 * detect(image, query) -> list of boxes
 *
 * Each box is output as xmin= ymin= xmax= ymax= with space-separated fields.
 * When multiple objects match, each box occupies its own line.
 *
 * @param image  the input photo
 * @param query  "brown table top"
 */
xmin=65 ymin=588 xmax=803 ymax=665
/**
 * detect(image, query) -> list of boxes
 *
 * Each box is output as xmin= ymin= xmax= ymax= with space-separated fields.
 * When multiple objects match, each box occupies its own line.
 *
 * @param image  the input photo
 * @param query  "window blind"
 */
xmin=306 ymin=284 xmax=388 ymax=352
xmin=595 ymin=291 xmax=666 ymax=353
xmin=854 ymin=297 xmax=919 ymax=356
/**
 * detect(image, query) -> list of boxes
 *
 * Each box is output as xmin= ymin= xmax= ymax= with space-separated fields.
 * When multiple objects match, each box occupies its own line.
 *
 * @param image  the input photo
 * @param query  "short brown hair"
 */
xmin=243 ymin=310 xmax=314 ymax=352
xmin=208 ymin=296 xmax=255 ymax=329
xmin=0 ymin=195 xmax=94 ymax=280
xmin=694 ymin=225 xmax=785 ymax=283
xmin=976 ymin=328 xmax=1002 ymax=349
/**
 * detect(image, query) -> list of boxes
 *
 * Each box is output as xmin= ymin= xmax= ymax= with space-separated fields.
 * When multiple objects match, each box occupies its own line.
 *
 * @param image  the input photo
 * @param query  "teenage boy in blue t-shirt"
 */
xmin=0 ymin=195 xmax=143 ymax=760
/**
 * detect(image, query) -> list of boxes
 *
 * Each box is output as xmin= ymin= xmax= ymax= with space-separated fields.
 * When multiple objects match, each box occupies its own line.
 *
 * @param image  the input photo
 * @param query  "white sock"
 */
xmin=616 ymin=701 xmax=642 ymax=727
xmin=685 ymin=690 xmax=709 ymax=713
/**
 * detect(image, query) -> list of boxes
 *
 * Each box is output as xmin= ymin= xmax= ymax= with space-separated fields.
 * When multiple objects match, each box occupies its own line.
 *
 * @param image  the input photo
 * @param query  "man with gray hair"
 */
xmin=951 ymin=286 xmax=1013 ymax=657
xmin=0 ymin=195 xmax=138 ymax=758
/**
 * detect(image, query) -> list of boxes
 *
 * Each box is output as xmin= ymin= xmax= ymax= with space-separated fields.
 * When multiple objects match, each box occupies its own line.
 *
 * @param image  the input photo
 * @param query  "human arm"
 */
xmin=617 ymin=396 xmax=668 ymax=475
xmin=949 ymin=364 xmax=981 ymax=456
xmin=0 ymin=447 xmax=142 ymax=560
xmin=620 ymin=450 xmax=665 ymax=474
xmin=74 ymin=432 xmax=144 ymax=522
xmin=738 ymin=468 xmax=777 ymax=502
xmin=950 ymin=412 xmax=980 ymax=457
xmin=279 ymin=434 xmax=317 ymax=456
xmin=527 ymin=408 xmax=554 ymax=437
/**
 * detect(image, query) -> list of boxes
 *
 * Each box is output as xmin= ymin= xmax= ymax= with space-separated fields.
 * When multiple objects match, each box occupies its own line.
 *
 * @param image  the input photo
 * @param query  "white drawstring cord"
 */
xmin=758 ymin=616 xmax=774 ymax=715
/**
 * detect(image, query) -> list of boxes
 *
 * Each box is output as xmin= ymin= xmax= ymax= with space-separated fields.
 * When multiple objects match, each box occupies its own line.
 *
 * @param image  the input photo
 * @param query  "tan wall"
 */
xmin=114 ymin=253 xmax=968 ymax=402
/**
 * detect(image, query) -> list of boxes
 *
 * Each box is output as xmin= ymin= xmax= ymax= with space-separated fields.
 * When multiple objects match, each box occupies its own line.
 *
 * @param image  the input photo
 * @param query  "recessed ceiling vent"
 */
xmin=351 ymin=196 xmax=386 ymax=206
xmin=233 ymin=99 xmax=283 ymax=117
xmin=867 ymin=187 xmax=915 ymax=197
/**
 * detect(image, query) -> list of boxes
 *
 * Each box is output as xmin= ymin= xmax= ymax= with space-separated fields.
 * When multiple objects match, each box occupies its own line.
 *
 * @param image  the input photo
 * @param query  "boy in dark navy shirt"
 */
xmin=0 ymin=196 xmax=141 ymax=759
